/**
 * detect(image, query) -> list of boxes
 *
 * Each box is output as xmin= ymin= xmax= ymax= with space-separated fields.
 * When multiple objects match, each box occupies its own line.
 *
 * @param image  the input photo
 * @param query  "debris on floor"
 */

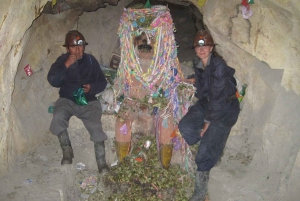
xmin=103 ymin=134 xmax=194 ymax=201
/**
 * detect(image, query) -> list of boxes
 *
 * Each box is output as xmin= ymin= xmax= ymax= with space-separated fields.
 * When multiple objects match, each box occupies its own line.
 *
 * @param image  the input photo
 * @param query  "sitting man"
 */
xmin=47 ymin=30 xmax=109 ymax=173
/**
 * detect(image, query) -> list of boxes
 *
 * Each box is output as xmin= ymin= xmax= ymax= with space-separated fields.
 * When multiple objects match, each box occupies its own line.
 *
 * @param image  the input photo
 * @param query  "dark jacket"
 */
xmin=194 ymin=53 xmax=238 ymax=122
xmin=47 ymin=53 xmax=107 ymax=102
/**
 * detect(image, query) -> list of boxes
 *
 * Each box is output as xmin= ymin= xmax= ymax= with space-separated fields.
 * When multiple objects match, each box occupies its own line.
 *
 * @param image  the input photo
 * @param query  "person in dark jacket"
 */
xmin=178 ymin=30 xmax=240 ymax=201
xmin=47 ymin=30 xmax=109 ymax=173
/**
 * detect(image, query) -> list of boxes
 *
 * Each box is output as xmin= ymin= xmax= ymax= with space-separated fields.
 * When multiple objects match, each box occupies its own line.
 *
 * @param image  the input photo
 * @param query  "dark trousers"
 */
xmin=50 ymin=98 xmax=107 ymax=142
xmin=178 ymin=100 xmax=239 ymax=171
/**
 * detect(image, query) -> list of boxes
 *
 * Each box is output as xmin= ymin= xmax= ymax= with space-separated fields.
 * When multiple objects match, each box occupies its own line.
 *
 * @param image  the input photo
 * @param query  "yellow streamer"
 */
xmin=52 ymin=0 xmax=57 ymax=8
xmin=197 ymin=0 xmax=206 ymax=7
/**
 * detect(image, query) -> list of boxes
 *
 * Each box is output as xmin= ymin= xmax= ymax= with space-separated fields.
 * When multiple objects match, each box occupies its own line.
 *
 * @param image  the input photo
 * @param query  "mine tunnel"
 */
xmin=0 ymin=0 xmax=300 ymax=200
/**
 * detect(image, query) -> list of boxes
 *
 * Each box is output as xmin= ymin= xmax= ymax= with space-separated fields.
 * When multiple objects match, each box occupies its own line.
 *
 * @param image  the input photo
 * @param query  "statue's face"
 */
xmin=134 ymin=32 xmax=154 ymax=54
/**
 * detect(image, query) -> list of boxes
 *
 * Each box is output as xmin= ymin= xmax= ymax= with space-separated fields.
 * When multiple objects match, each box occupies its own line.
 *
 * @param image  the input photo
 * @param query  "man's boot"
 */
xmin=94 ymin=141 xmax=109 ymax=173
xmin=57 ymin=131 xmax=74 ymax=165
xmin=189 ymin=171 xmax=209 ymax=201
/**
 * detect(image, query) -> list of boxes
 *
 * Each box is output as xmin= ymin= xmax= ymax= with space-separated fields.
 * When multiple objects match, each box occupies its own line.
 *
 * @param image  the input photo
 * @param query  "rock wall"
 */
xmin=0 ymin=0 xmax=299 ymax=200
xmin=0 ymin=0 xmax=48 ymax=175
xmin=0 ymin=0 xmax=131 ymax=175
xmin=200 ymin=0 xmax=300 ymax=200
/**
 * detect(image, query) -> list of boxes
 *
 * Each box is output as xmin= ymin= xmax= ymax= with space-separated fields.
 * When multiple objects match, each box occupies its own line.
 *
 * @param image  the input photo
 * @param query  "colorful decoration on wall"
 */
xmin=241 ymin=0 xmax=253 ymax=19
xmin=52 ymin=0 xmax=57 ymax=8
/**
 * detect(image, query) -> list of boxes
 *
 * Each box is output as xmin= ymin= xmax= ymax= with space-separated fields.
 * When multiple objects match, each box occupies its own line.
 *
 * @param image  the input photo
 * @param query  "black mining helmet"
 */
xmin=63 ymin=30 xmax=88 ymax=47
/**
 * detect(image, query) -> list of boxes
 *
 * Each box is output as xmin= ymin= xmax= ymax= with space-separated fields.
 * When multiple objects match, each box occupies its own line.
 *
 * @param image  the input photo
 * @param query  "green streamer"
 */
xmin=144 ymin=0 xmax=151 ymax=8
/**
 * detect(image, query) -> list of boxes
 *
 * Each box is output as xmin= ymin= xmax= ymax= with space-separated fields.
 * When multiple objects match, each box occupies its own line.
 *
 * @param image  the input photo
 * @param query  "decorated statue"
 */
xmin=113 ymin=5 xmax=195 ymax=169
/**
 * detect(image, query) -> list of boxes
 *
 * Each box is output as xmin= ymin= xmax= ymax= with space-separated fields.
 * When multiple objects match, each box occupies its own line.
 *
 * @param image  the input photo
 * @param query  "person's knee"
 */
xmin=179 ymin=120 xmax=200 ymax=145
xmin=52 ymin=109 xmax=71 ymax=121
xmin=178 ymin=119 xmax=188 ymax=136
xmin=50 ymin=112 xmax=70 ymax=135
xmin=196 ymin=144 xmax=224 ymax=170
xmin=90 ymin=133 xmax=108 ymax=142
xmin=196 ymin=154 xmax=215 ymax=171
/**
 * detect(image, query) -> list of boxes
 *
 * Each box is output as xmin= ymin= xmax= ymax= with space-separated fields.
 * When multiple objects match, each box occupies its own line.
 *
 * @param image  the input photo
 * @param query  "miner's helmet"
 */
xmin=63 ymin=30 xmax=88 ymax=47
xmin=193 ymin=30 xmax=214 ymax=48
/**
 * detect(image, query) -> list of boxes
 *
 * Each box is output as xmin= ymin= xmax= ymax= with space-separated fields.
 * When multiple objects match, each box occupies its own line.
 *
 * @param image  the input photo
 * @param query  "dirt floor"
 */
xmin=0 ymin=134 xmax=70 ymax=201
xmin=0 ymin=128 xmax=211 ymax=201
xmin=0 ymin=128 xmax=208 ymax=201
xmin=0 ymin=131 xmax=114 ymax=201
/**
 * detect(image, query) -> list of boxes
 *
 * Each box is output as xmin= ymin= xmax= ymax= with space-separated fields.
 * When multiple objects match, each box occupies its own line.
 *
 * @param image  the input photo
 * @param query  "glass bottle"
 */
xmin=238 ymin=84 xmax=248 ymax=102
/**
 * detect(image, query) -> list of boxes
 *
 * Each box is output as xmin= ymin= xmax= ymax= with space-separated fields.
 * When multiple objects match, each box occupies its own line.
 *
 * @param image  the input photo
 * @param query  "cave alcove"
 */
xmin=1 ymin=0 xmax=300 ymax=201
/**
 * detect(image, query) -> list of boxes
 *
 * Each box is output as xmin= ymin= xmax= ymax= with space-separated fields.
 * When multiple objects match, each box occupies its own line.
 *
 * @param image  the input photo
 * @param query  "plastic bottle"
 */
xmin=238 ymin=84 xmax=248 ymax=102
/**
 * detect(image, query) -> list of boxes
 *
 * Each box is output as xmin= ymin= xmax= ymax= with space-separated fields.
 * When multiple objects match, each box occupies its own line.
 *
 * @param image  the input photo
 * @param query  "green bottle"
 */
xmin=238 ymin=84 xmax=248 ymax=102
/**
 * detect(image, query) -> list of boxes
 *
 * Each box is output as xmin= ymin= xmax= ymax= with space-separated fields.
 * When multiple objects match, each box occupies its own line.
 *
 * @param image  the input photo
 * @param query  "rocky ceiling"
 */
xmin=42 ymin=0 xmax=198 ymax=14
xmin=43 ymin=0 xmax=120 ymax=14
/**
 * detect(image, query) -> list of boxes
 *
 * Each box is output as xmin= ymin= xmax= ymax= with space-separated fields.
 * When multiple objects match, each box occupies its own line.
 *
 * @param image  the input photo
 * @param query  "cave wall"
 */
xmin=0 ymin=0 xmax=131 ymax=174
xmin=0 ymin=0 xmax=300 ymax=200
xmin=0 ymin=0 xmax=49 ymax=174
xmin=10 ymin=9 xmax=82 ymax=165
xmin=201 ymin=0 xmax=300 ymax=200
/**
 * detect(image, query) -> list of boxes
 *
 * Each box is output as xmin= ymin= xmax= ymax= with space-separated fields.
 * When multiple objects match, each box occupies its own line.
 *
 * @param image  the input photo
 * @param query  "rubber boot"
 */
xmin=94 ymin=141 xmax=109 ymax=174
xmin=57 ymin=131 xmax=74 ymax=165
xmin=189 ymin=171 xmax=209 ymax=201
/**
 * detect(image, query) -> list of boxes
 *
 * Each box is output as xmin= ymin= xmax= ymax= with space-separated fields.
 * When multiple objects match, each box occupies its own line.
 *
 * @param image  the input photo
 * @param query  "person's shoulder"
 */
xmin=84 ymin=53 xmax=96 ymax=57
xmin=54 ymin=53 xmax=68 ymax=62
xmin=84 ymin=53 xmax=98 ymax=61
xmin=209 ymin=54 xmax=231 ymax=76
xmin=83 ymin=53 xmax=100 ymax=66
xmin=211 ymin=54 xmax=226 ymax=67
xmin=57 ymin=52 xmax=68 ymax=57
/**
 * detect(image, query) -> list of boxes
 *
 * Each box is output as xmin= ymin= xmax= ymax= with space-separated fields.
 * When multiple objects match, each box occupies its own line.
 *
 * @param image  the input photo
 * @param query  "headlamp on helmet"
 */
xmin=197 ymin=38 xmax=205 ymax=47
xmin=63 ymin=30 xmax=88 ymax=47
xmin=194 ymin=30 xmax=214 ymax=48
